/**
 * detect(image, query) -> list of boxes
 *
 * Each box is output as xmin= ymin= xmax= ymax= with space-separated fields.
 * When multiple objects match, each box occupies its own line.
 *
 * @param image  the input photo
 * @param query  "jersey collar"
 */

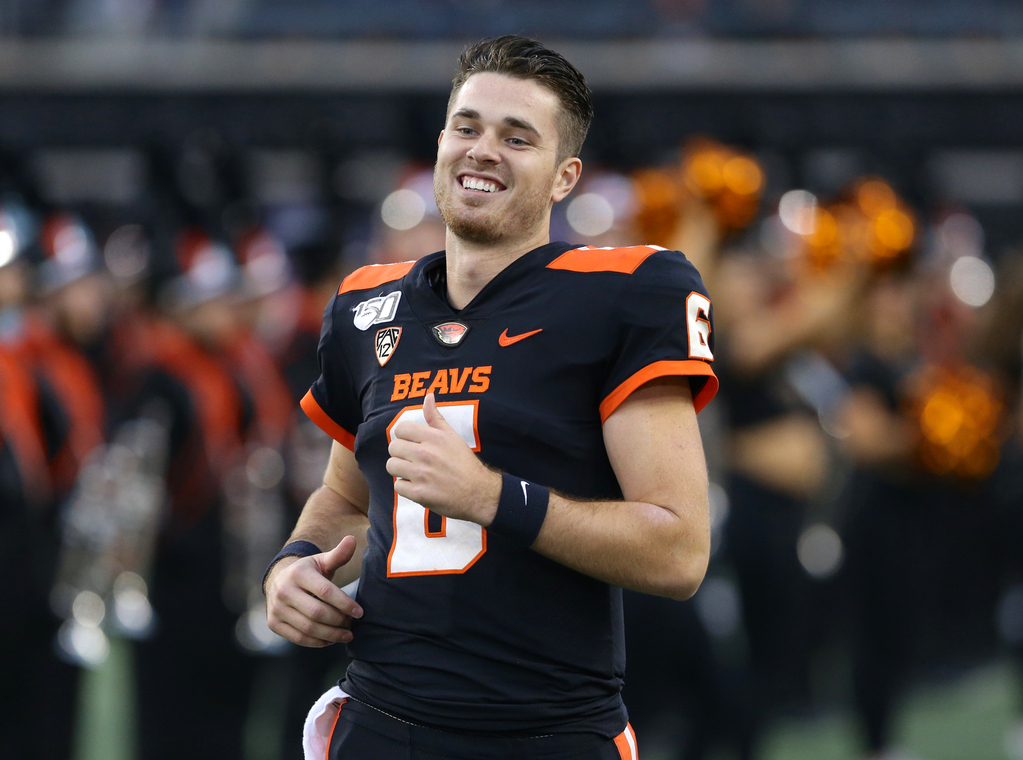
xmin=403 ymin=242 xmax=576 ymax=323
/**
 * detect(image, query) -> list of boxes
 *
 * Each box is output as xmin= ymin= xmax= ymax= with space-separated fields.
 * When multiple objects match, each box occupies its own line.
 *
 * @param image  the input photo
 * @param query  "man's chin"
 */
xmin=445 ymin=214 xmax=502 ymax=246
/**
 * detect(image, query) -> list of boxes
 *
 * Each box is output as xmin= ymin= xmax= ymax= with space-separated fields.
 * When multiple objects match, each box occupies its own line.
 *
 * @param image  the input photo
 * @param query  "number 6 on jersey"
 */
xmin=385 ymin=401 xmax=487 ymax=577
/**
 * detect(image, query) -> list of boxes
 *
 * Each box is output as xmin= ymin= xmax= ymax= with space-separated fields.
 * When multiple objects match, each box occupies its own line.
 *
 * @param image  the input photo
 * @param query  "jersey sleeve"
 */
xmin=599 ymin=249 xmax=718 ymax=422
xmin=299 ymin=294 xmax=362 ymax=451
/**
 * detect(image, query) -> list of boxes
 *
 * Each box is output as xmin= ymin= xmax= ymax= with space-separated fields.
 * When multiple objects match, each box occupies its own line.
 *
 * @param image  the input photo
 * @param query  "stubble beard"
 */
xmin=434 ymin=167 xmax=554 ymax=247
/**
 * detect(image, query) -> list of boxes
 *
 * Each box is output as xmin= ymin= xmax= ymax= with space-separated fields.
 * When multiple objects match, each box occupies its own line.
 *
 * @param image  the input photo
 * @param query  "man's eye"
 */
xmin=457 ymin=127 xmax=476 ymax=136
xmin=508 ymin=138 xmax=527 ymax=146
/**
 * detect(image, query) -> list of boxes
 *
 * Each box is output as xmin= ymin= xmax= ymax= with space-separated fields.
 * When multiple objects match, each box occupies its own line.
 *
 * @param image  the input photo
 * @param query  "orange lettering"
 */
xmin=392 ymin=374 xmax=411 ymax=401
xmin=426 ymin=369 xmax=449 ymax=396
xmin=468 ymin=366 xmax=491 ymax=393
xmin=399 ymin=367 xmax=489 ymax=397
xmin=409 ymin=371 xmax=431 ymax=398
xmin=449 ymin=367 xmax=472 ymax=394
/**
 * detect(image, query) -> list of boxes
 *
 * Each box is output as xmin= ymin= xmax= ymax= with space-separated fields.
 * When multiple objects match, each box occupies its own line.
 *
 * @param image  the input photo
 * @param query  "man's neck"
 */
xmin=443 ymin=229 xmax=551 ymax=310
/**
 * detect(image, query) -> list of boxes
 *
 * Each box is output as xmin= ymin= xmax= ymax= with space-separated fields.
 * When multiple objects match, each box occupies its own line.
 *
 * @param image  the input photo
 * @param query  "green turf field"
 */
xmin=757 ymin=663 xmax=1021 ymax=760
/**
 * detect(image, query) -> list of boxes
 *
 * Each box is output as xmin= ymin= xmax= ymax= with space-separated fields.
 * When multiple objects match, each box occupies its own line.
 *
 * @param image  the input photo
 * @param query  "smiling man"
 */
xmin=264 ymin=35 xmax=718 ymax=760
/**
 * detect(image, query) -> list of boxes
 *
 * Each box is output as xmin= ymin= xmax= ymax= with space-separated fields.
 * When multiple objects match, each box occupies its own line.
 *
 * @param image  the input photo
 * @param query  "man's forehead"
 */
xmin=449 ymin=73 xmax=560 ymax=129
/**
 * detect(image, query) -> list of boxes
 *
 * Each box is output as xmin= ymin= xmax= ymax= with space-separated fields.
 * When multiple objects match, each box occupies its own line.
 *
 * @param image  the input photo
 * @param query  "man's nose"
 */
xmin=466 ymin=131 xmax=500 ymax=164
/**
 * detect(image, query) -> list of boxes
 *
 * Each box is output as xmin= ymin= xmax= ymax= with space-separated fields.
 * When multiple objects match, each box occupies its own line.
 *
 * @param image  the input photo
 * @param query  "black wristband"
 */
xmin=262 ymin=540 xmax=322 ymax=597
xmin=487 ymin=473 xmax=550 ymax=547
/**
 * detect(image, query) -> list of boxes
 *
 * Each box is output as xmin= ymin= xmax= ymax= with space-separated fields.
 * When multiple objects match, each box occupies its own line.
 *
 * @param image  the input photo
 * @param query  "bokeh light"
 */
xmin=907 ymin=365 xmax=1006 ymax=479
xmin=694 ymin=576 xmax=743 ymax=639
xmin=949 ymin=255 xmax=996 ymax=307
xmin=797 ymin=524 xmax=844 ymax=579
xmin=0 ymin=229 xmax=15 ymax=267
xmin=103 ymin=224 xmax=150 ymax=282
xmin=381 ymin=188 xmax=427 ymax=231
xmin=778 ymin=190 xmax=819 ymax=235
xmin=566 ymin=192 xmax=615 ymax=237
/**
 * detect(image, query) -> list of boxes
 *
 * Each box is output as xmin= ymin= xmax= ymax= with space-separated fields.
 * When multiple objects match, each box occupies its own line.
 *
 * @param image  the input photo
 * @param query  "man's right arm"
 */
xmin=265 ymin=441 xmax=370 ymax=647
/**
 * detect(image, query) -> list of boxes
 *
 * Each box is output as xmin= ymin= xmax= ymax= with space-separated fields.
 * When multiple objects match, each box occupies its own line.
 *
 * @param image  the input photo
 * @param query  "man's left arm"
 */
xmin=386 ymin=376 xmax=710 ymax=601
xmin=531 ymin=375 xmax=710 ymax=600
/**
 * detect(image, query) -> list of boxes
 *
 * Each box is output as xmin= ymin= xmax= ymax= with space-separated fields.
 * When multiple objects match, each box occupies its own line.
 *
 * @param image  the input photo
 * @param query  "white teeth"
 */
xmin=461 ymin=177 xmax=499 ymax=193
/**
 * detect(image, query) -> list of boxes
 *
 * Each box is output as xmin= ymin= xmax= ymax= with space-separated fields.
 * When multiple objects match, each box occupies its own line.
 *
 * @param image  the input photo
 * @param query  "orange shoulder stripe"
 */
xmin=301 ymin=390 xmax=356 ymax=451
xmin=338 ymin=261 xmax=416 ymax=294
xmin=546 ymin=245 xmax=663 ymax=275
xmin=600 ymin=360 xmax=718 ymax=423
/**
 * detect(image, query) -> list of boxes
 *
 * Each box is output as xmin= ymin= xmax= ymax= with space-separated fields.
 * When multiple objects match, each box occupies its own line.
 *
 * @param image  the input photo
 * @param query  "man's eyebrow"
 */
xmin=451 ymin=108 xmax=481 ymax=121
xmin=503 ymin=116 xmax=541 ymax=137
xmin=449 ymin=109 xmax=542 ymax=138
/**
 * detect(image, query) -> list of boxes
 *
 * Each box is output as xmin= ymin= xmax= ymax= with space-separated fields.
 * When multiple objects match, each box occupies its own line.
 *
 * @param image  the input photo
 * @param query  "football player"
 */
xmin=264 ymin=35 xmax=718 ymax=760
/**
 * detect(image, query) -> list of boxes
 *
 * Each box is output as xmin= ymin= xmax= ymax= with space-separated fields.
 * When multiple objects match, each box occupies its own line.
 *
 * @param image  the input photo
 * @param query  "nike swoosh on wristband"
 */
xmin=498 ymin=328 xmax=543 ymax=346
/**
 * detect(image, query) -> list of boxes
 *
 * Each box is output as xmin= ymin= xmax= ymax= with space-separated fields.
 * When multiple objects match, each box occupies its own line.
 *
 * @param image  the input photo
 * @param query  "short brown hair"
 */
xmin=448 ymin=35 xmax=593 ymax=163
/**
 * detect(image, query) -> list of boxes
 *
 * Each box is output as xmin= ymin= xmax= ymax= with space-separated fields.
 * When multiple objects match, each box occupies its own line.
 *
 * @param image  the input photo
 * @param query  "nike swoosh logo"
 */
xmin=499 ymin=328 xmax=543 ymax=346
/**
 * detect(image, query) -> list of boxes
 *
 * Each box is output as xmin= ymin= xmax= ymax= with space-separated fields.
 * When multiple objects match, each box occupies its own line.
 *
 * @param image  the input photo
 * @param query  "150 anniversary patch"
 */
xmin=353 ymin=291 xmax=401 ymax=331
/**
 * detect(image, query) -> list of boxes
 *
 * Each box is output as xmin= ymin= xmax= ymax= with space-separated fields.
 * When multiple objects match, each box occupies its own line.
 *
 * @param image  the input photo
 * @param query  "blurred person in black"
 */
xmin=974 ymin=250 xmax=1023 ymax=759
xmin=25 ymin=211 xmax=116 ymax=758
xmin=0 ymin=351 xmax=53 ymax=760
xmin=24 ymin=213 xmax=109 ymax=494
xmin=0 ymin=205 xmax=61 ymax=760
xmin=1 ymin=204 xmax=120 ymax=760
xmin=836 ymin=261 xmax=929 ymax=760
xmin=218 ymin=225 xmax=306 ymax=756
xmin=122 ymin=229 xmax=256 ymax=760
xmin=838 ymin=240 xmax=1007 ymax=759
xmin=274 ymin=238 xmax=354 ymax=760
xmin=712 ymin=239 xmax=864 ymax=754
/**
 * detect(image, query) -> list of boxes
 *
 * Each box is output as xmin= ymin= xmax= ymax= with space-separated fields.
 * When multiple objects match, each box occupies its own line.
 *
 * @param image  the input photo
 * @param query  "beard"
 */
xmin=434 ymin=165 xmax=554 ymax=246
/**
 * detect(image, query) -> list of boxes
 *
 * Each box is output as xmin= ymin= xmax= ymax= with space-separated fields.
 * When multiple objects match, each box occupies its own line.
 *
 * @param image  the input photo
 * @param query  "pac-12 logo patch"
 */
xmin=432 ymin=322 xmax=470 ymax=347
xmin=375 ymin=327 xmax=401 ymax=366
xmin=353 ymin=291 xmax=401 ymax=331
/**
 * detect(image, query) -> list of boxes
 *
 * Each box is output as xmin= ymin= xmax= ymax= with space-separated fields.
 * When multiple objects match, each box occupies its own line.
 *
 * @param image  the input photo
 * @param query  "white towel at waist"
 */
xmin=302 ymin=684 xmax=350 ymax=760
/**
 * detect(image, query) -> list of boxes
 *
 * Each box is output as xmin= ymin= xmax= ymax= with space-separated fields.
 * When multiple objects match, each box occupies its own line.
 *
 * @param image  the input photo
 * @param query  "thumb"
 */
xmin=423 ymin=393 xmax=452 ymax=431
xmin=316 ymin=535 xmax=357 ymax=577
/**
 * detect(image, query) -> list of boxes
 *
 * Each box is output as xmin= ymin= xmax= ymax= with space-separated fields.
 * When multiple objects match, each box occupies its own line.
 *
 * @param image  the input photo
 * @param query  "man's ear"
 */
xmin=551 ymin=157 xmax=583 ymax=204
xmin=438 ymin=130 xmax=445 ymax=145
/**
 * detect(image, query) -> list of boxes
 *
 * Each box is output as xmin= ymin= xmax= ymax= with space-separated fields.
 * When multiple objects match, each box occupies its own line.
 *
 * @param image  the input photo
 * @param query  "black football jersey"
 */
xmin=301 ymin=241 xmax=717 ymax=736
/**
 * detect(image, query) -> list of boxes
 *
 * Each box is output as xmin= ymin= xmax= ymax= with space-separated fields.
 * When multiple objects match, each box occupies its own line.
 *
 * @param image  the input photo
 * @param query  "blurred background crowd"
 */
xmin=2 ymin=4 xmax=1023 ymax=760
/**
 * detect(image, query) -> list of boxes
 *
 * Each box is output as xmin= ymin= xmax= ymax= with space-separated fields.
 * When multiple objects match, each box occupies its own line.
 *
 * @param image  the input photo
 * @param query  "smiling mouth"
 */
xmin=459 ymin=175 xmax=505 ymax=193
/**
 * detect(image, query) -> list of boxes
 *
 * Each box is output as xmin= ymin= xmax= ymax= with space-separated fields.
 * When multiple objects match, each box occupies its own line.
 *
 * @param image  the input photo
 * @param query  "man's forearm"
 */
xmin=528 ymin=379 xmax=711 ymax=601
xmin=529 ymin=492 xmax=710 ymax=601
xmin=287 ymin=485 xmax=370 ymax=587
xmin=466 ymin=467 xmax=710 ymax=599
